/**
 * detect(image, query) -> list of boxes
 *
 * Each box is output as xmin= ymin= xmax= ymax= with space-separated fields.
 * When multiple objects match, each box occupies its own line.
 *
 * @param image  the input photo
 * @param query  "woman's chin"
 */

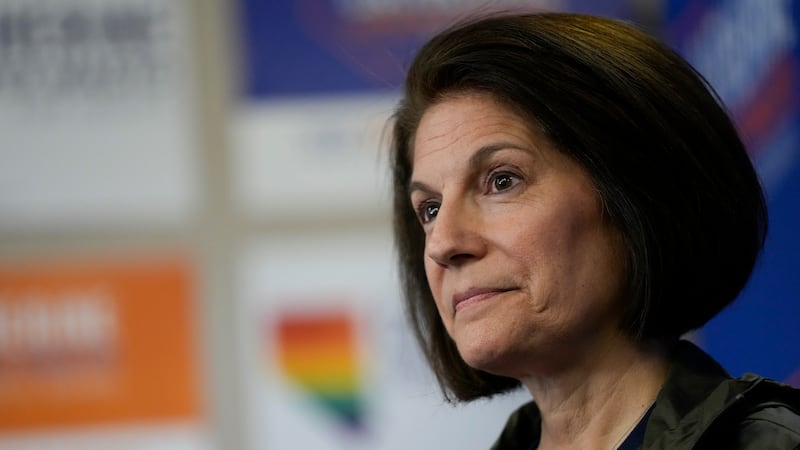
xmin=456 ymin=335 xmax=523 ymax=377
xmin=455 ymin=332 xmax=573 ymax=379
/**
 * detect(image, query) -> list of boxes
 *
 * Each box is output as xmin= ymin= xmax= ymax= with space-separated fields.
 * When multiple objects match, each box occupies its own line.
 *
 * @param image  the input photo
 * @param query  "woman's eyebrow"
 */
xmin=408 ymin=180 xmax=435 ymax=198
xmin=408 ymin=142 xmax=530 ymax=197
xmin=468 ymin=142 xmax=529 ymax=173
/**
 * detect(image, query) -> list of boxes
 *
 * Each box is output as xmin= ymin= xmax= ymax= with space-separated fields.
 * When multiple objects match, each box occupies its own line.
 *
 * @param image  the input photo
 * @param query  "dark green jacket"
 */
xmin=491 ymin=341 xmax=800 ymax=449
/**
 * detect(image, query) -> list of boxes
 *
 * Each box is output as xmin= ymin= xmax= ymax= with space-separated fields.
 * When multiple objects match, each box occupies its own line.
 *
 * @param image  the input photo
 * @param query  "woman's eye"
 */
xmin=416 ymin=201 xmax=440 ymax=224
xmin=489 ymin=172 xmax=520 ymax=193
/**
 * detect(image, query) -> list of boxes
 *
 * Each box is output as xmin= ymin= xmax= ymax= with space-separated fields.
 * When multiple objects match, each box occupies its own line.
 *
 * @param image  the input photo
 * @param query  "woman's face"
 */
xmin=410 ymin=92 xmax=628 ymax=378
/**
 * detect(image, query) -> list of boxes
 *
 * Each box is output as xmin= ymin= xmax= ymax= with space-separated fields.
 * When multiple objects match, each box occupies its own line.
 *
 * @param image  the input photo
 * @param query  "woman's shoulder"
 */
xmin=668 ymin=374 xmax=800 ymax=449
xmin=732 ymin=402 xmax=800 ymax=448
xmin=643 ymin=374 xmax=800 ymax=449
xmin=643 ymin=341 xmax=800 ymax=449
xmin=710 ymin=377 xmax=800 ymax=449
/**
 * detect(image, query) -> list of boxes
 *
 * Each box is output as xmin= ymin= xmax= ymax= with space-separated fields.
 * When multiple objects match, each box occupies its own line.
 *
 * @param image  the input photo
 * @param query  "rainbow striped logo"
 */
xmin=274 ymin=310 xmax=365 ymax=430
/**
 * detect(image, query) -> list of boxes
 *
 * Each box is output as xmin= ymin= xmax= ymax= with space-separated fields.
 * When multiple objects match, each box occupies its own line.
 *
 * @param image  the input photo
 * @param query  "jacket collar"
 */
xmin=642 ymin=340 xmax=762 ymax=449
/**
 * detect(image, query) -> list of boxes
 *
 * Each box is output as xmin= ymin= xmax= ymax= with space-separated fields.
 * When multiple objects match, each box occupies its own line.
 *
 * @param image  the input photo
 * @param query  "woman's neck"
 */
xmin=520 ymin=335 xmax=671 ymax=450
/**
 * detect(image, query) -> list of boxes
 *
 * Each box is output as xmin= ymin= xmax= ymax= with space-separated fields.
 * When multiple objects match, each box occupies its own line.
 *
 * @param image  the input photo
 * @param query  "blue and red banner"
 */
xmin=237 ymin=0 xmax=631 ymax=98
xmin=667 ymin=0 xmax=800 ymax=385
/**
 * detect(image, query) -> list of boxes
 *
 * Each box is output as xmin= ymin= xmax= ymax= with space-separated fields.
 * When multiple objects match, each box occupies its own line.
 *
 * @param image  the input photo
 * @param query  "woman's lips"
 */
xmin=452 ymin=287 xmax=514 ymax=312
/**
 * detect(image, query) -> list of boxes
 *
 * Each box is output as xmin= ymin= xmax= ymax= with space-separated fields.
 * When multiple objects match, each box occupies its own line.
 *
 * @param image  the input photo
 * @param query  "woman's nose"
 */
xmin=425 ymin=201 xmax=485 ymax=267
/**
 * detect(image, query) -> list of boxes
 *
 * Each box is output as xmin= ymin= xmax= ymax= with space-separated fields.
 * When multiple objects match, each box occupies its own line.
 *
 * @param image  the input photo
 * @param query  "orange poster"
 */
xmin=0 ymin=255 xmax=201 ymax=431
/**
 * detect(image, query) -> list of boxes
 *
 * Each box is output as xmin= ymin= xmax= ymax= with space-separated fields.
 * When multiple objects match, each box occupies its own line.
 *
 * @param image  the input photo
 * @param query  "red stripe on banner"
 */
xmin=735 ymin=53 xmax=798 ymax=157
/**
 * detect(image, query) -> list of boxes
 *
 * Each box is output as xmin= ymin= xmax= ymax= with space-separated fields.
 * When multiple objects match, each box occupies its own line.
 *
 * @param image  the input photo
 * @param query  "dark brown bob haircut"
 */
xmin=390 ymin=13 xmax=767 ymax=402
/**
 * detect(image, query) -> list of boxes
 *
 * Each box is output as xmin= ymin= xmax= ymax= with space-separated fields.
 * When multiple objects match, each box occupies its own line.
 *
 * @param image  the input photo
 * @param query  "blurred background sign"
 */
xmin=238 ymin=0 xmax=631 ymax=97
xmin=0 ymin=255 xmax=206 ymax=449
xmin=0 ymin=0 xmax=198 ymax=230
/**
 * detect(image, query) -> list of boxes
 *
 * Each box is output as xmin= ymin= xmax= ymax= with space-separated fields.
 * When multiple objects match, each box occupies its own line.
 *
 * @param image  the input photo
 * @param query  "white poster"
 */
xmin=0 ymin=0 xmax=198 ymax=230
xmin=232 ymin=94 xmax=397 ymax=219
xmin=237 ymin=230 xmax=529 ymax=450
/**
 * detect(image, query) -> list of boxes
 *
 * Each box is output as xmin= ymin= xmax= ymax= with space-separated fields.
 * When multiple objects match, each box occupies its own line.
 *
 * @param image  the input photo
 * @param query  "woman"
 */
xmin=389 ymin=13 xmax=800 ymax=449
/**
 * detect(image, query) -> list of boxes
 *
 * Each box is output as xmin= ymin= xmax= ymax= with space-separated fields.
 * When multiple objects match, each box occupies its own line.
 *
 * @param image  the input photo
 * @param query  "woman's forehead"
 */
xmin=411 ymin=93 xmax=549 ymax=171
